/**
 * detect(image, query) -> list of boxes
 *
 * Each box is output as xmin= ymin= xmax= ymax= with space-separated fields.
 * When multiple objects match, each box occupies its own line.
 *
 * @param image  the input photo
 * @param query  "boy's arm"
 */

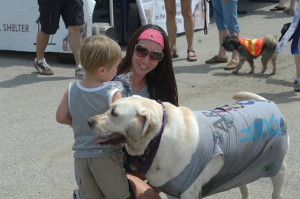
xmin=56 ymin=89 xmax=72 ymax=126
xmin=111 ymin=90 xmax=122 ymax=103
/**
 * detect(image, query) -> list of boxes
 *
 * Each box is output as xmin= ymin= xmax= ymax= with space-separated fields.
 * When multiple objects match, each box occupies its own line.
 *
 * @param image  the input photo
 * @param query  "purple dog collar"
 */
xmin=136 ymin=100 xmax=167 ymax=173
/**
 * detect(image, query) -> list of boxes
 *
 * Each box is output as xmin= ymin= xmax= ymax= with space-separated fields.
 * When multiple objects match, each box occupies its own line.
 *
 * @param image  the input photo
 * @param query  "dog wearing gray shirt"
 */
xmin=89 ymin=91 xmax=289 ymax=199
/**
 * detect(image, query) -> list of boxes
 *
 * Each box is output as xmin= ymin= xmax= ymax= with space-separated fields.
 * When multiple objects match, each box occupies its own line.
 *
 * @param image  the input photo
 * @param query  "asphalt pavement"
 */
xmin=1 ymin=1 xmax=299 ymax=199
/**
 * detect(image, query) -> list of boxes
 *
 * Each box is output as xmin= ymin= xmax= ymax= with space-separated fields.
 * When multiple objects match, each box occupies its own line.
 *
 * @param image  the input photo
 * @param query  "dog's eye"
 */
xmin=111 ymin=109 xmax=118 ymax=117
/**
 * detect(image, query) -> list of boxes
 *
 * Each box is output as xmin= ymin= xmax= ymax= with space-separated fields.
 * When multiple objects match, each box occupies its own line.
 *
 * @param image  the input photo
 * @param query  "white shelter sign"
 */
xmin=0 ymin=0 xmax=95 ymax=53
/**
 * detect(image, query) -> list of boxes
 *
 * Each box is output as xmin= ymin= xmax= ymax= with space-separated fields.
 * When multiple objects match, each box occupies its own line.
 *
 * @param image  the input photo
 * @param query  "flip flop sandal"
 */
xmin=187 ymin=50 xmax=197 ymax=62
xmin=270 ymin=6 xmax=286 ymax=11
xmin=284 ymin=8 xmax=295 ymax=15
xmin=205 ymin=55 xmax=228 ymax=63
xmin=171 ymin=49 xmax=179 ymax=58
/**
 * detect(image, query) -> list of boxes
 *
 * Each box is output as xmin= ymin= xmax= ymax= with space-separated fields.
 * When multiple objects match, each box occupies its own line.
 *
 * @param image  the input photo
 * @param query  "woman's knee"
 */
xmin=164 ymin=0 xmax=176 ymax=17
xmin=181 ymin=9 xmax=193 ymax=19
xmin=180 ymin=0 xmax=192 ymax=18
xmin=165 ymin=8 xmax=176 ymax=18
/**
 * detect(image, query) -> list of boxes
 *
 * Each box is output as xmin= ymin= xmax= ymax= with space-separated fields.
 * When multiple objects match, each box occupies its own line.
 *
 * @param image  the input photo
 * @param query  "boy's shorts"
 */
xmin=38 ymin=0 xmax=84 ymax=34
xmin=75 ymin=153 xmax=131 ymax=199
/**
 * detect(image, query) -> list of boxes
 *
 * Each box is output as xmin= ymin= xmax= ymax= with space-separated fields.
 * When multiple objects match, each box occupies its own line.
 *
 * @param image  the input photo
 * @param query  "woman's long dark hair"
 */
xmin=118 ymin=24 xmax=178 ymax=106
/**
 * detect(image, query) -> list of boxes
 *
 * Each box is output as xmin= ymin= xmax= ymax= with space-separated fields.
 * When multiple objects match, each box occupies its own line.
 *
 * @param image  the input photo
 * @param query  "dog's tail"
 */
xmin=264 ymin=34 xmax=278 ymax=48
xmin=264 ymin=34 xmax=277 ymax=43
xmin=233 ymin=91 xmax=266 ymax=101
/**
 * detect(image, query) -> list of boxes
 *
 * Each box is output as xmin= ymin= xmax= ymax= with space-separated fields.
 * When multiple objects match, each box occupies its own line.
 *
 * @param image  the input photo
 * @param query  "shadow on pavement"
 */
xmin=0 ymin=73 xmax=73 ymax=88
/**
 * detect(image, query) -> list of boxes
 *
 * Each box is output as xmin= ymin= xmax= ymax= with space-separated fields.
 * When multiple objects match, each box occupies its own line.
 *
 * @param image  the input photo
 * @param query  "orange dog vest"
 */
xmin=239 ymin=38 xmax=264 ymax=56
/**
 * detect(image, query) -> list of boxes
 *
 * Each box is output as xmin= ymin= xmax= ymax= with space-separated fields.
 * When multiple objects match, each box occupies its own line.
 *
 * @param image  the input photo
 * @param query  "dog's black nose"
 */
xmin=88 ymin=119 xmax=95 ymax=128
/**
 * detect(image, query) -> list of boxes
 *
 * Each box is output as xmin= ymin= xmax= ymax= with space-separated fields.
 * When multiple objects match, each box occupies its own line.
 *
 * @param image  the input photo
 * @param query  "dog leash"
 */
xmin=277 ymin=2 xmax=300 ymax=52
xmin=135 ymin=100 xmax=167 ymax=174
xmin=204 ymin=0 xmax=208 ymax=35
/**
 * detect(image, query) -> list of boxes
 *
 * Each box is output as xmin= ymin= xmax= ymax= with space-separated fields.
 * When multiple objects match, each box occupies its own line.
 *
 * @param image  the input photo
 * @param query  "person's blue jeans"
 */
xmin=212 ymin=0 xmax=240 ymax=35
xmin=291 ymin=23 xmax=300 ymax=54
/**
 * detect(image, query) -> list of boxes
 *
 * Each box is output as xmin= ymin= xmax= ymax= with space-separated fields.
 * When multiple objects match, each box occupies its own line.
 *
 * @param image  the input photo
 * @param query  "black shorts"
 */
xmin=38 ymin=0 xmax=84 ymax=34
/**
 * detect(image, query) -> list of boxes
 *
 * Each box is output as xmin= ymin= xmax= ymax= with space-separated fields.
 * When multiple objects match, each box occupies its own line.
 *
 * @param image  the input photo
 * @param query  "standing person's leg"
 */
xmin=218 ymin=29 xmax=229 ymax=58
xmin=289 ymin=0 xmax=297 ymax=11
xmin=294 ymin=52 xmax=300 ymax=91
xmin=294 ymin=53 xmax=300 ymax=77
xmin=34 ymin=30 xmax=54 ymax=75
xmin=181 ymin=0 xmax=197 ymax=61
xmin=293 ymin=38 xmax=300 ymax=91
xmin=294 ymin=56 xmax=300 ymax=91
xmin=205 ymin=0 xmax=228 ymax=63
xmin=34 ymin=0 xmax=56 ymax=75
xmin=290 ymin=19 xmax=300 ymax=91
xmin=270 ymin=0 xmax=287 ymax=11
xmin=62 ymin=0 xmax=85 ymax=79
xmin=68 ymin=25 xmax=82 ymax=67
xmin=36 ymin=31 xmax=50 ymax=61
xmin=284 ymin=0 xmax=296 ymax=14
xmin=75 ymin=158 xmax=106 ymax=199
xmin=164 ymin=0 xmax=178 ymax=58
xmin=221 ymin=0 xmax=239 ymax=65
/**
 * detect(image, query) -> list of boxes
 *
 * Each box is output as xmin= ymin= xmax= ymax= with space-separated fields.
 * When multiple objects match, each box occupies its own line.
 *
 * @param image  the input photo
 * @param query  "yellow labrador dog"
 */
xmin=88 ymin=92 xmax=289 ymax=199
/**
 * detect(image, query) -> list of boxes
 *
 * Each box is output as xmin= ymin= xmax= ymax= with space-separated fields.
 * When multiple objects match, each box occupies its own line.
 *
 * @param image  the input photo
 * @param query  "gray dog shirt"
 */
xmin=158 ymin=100 xmax=288 ymax=198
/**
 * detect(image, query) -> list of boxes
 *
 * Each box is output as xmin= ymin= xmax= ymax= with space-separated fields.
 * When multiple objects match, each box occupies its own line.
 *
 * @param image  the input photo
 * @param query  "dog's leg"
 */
xmin=239 ymin=185 xmax=249 ymax=199
xmin=270 ymin=160 xmax=286 ymax=199
xmin=271 ymin=133 xmax=289 ymax=199
xmin=233 ymin=58 xmax=245 ymax=74
xmin=259 ymin=59 xmax=268 ymax=75
xmin=259 ymin=54 xmax=273 ymax=75
xmin=180 ymin=155 xmax=224 ymax=199
xmin=247 ymin=59 xmax=255 ymax=74
xmin=270 ymin=53 xmax=278 ymax=75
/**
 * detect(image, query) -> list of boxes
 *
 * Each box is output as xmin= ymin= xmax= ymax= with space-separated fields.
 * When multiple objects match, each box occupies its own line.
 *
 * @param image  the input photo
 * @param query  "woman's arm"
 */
xmin=127 ymin=174 xmax=161 ymax=199
xmin=56 ymin=89 xmax=72 ymax=126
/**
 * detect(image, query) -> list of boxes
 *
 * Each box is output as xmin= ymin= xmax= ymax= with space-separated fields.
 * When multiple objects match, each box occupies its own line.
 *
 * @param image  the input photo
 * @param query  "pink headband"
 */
xmin=138 ymin=29 xmax=164 ymax=49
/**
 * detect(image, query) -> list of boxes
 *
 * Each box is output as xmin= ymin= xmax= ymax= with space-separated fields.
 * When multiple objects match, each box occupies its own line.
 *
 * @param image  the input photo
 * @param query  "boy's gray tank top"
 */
xmin=68 ymin=81 xmax=123 ymax=158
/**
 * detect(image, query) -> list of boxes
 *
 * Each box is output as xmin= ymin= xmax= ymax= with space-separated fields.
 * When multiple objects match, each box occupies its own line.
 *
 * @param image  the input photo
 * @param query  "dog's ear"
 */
xmin=223 ymin=35 xmax=229 ymax=42
xmin=139 ymin=110 xmax=156 ymax=138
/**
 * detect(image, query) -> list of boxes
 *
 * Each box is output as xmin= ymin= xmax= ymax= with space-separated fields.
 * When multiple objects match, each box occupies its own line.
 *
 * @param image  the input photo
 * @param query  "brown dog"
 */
xmin=222 ymin=35 xmax=278 ymax=75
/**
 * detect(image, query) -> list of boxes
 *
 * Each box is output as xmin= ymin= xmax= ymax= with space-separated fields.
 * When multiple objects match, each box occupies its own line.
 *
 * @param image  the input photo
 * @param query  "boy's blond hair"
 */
xmin=80 ymin=35 xmax=122 ymax=74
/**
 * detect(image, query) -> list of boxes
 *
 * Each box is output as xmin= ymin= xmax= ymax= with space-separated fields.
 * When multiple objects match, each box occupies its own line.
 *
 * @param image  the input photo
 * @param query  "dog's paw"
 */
xmin=270 ymin=72 xmax=276 ymax=75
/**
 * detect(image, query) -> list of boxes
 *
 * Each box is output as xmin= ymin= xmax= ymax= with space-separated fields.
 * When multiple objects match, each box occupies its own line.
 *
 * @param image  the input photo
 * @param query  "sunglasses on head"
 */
xmin=134 ymin=44 xmax=164 ymax=62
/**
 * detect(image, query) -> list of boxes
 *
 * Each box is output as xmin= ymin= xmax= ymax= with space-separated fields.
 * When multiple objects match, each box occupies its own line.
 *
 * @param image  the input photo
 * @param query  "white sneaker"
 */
xmin=34 ymin=58 xmax=54 ymax=75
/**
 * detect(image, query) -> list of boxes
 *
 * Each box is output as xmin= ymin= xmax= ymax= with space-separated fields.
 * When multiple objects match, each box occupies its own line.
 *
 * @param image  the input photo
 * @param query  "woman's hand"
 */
xmin=127 ymin=174 xmax=161 ymax=199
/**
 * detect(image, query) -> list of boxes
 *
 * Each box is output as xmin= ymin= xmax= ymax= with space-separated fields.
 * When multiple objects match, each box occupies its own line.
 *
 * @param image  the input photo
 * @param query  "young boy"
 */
xmin=56 ymin=35 xmax=131 ymax=199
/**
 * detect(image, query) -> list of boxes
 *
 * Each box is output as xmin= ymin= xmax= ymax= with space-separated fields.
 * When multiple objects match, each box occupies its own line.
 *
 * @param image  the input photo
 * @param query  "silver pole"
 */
xmin=109 ymin=0 xmax=114 ymax=26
